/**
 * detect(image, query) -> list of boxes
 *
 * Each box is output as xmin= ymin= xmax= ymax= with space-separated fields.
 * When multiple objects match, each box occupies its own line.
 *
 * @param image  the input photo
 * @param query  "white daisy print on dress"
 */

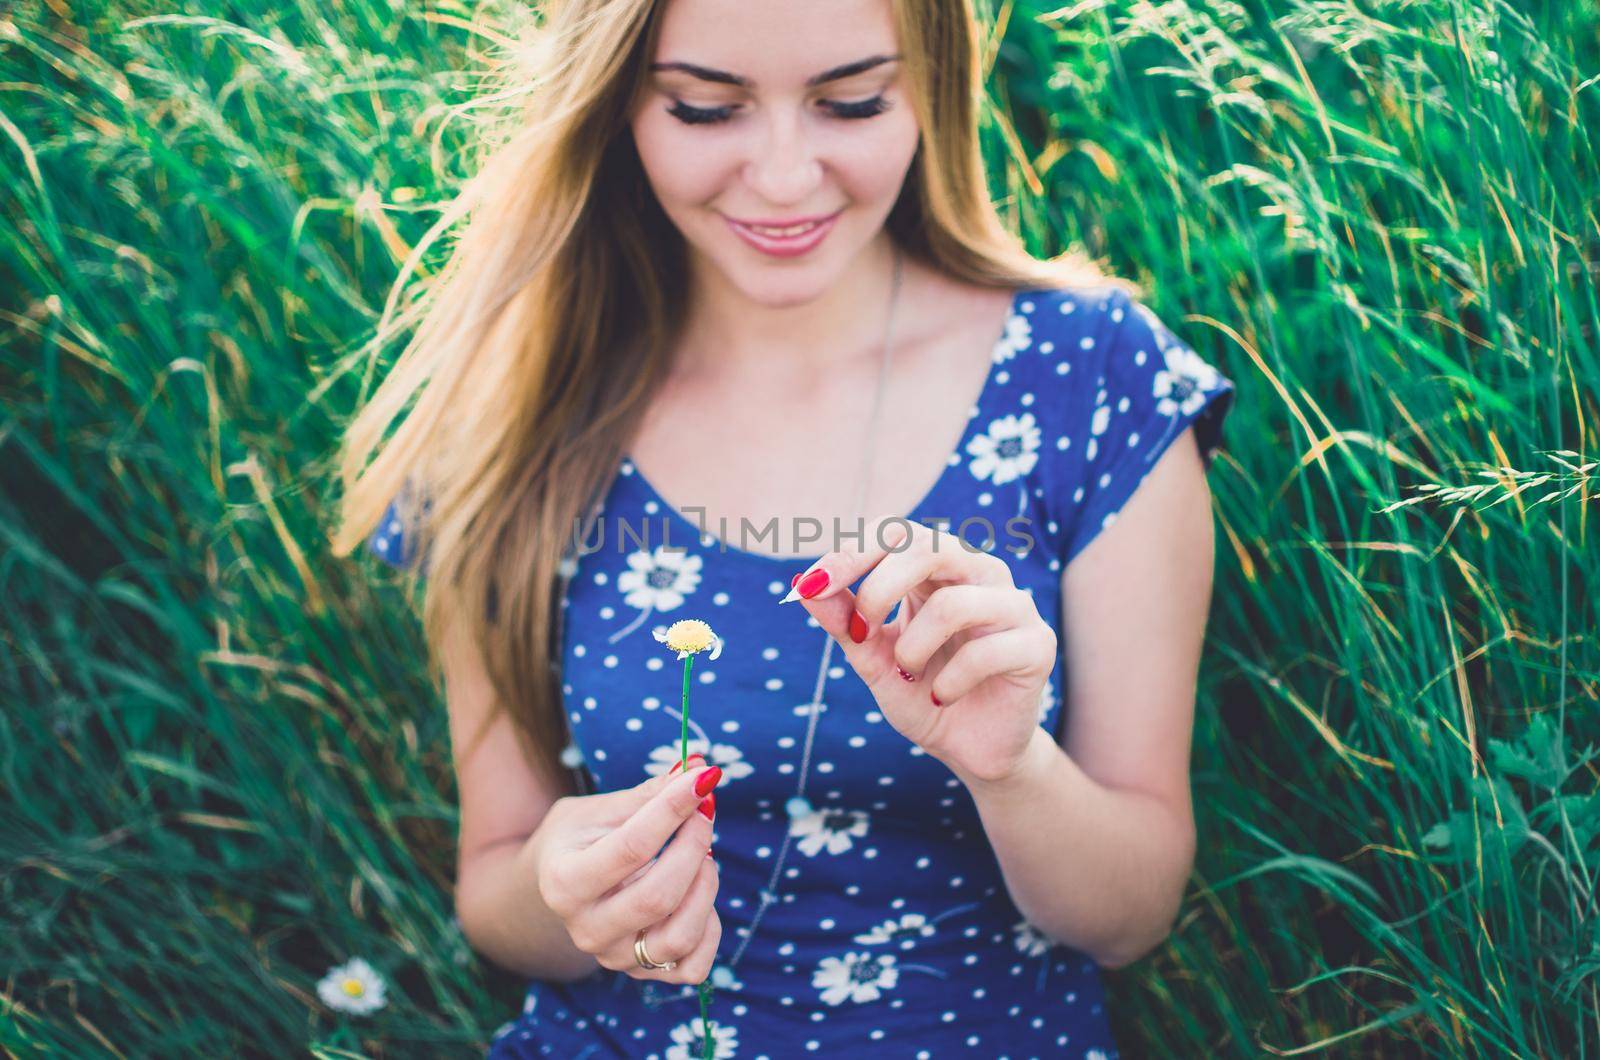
xmin=645 ymin=740 xmax=753 ymax=783
xmin=790 ymin=804 xmax=870 ymax=856
xmin=1036 ymin=680 xmax=1056 ymax=727
xmin=1012 ymin=917 xmax=1054 ymax=958
xmin=854 ymin=912 xmax=937 ymax=949
xmin=967 ymin=413 xmax=1042 ymax=485
xmin=966 ymin=411 xmax=1043 ymax=518
xmin=316 ymin=957 xmax=387 ymax=1016
xmin=665 ymin=1015 xmax=738 ymax=1059
xmin=990 ymin=306 xmax=1033 ymax=363
xmin=1137 ymin=302 xmax=1226 ymax=463
xmin=813 ymin=951 xmax=900 ymax=1005
xmin=607 ymin=546 xmax=704 ymax=643
xmin=1153 ymin=343 xmax=1224 ymax=419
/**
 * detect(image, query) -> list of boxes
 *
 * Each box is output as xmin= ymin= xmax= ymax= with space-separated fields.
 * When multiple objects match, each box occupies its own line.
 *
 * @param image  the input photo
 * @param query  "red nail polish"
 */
xmin=797 ymin=569 xmax=830 ymax=599
xmin=930 ymin=690 xmax=942 ymax=706
xmin=694 ymin=766 xmax=723 ymax=796
xmin=791 ymin=572 xmax=801 ymax=587
xmin=698 ymin=793 xmax=716 ymax=821
xmin=895 ymin=664 xmax=916 ymax=682
xmin=848 ymin=609 xmax=868 ymax=643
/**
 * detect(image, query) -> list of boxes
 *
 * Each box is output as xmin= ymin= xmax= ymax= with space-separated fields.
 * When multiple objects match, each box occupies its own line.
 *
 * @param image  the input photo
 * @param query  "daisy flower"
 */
xmin=654 ymin=617 xmax=725 ymax=1059
xmin=316 ymin=957 xmax=387 ymax=1016
xmin=654 ymin=618 xmax=724 ymax=660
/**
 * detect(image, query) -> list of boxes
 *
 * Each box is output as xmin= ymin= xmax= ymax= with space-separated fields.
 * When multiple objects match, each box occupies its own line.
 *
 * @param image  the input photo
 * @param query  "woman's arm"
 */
xmin=439 ymin=604 xmax=601 ymax=982
xmin=456 ymin=829 xmax=603 ymax=982
xmin=952 ymin=430 xmax=1212 ymax=969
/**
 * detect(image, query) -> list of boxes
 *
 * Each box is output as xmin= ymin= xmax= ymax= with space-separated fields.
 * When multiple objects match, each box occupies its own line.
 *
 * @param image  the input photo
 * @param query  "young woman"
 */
xmin=336 ymin=0 xmax=1234 ymax=1056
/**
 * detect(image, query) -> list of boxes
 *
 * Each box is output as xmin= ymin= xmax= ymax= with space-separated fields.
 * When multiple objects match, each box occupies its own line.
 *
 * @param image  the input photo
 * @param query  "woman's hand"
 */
xmin=782 ymin=517 xmax=1057 ymax=786
xmin=530 ymin=755 xmax=725 ymax=985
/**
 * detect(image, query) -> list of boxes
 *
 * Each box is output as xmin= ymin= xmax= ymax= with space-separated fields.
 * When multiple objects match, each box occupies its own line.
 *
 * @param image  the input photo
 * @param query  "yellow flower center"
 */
xmin=663 ymin=619 xmax=716 ymax=655
xmin=341 ymin=978 xmax=366 ymax=997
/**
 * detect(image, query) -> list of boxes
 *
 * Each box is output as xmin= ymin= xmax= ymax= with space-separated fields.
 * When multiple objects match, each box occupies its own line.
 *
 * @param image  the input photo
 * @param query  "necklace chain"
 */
xmin=561 ymin=249 xmax=908 ymax=1002
xmin=717 ymin=245 xmax=906 ymax=978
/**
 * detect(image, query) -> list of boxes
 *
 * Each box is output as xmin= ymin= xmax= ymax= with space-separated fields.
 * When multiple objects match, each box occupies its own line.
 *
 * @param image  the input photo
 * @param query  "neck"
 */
xmin=673 ymin=235 xmax=904 ymax=381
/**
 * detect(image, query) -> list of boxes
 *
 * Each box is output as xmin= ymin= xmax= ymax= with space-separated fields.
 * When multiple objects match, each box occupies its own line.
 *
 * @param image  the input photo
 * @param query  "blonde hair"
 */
xmin=330 ymin=0 xmax=1131 ymax=790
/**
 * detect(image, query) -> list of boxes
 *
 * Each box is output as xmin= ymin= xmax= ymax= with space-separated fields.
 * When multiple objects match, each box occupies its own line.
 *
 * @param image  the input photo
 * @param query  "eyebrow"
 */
xmin=648 ymin=54 xmax=900 ymax=89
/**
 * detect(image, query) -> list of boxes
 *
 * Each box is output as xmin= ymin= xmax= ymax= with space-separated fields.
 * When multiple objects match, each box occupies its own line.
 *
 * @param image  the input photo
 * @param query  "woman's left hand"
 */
xmin=780 ymin=517 xmax=1057 ymax=786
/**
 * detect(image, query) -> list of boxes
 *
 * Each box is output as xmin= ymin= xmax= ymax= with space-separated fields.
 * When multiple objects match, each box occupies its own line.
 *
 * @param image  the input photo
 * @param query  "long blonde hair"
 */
xmin=330 ymin=0 xmax=1130 ymax=791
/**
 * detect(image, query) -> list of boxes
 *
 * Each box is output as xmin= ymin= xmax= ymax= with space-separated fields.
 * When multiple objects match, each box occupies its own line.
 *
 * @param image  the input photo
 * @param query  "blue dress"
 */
xmin=368 ymin=284 xmax=1234 ymax=1060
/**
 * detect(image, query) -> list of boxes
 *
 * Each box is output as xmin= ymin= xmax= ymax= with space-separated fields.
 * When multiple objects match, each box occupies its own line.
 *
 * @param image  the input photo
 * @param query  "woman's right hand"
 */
xmin=532 ymin=754 xmax=725 ymax=985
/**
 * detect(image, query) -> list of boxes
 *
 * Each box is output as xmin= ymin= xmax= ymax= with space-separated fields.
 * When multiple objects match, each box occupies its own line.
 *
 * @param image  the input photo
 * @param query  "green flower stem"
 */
xmin=680 ymin=653 xmax=717 ymax=1060
xmin=681 ymin=654 xmax=692 ymax=769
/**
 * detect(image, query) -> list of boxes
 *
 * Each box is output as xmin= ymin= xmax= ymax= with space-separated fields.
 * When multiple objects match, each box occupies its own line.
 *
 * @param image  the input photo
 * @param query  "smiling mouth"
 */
xmin=724 ymin=210 xmax=843 ymax=237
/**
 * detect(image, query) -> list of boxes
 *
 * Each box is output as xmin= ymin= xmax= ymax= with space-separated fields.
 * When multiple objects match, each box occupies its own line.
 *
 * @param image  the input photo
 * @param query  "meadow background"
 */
xmin=3 ymin=0 xmax=1597 ymax=1055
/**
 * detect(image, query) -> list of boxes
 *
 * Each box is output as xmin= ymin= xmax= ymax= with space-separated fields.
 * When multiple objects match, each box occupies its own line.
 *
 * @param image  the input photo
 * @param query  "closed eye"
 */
xmin=666 ymin=95 xmax=892 ymax=126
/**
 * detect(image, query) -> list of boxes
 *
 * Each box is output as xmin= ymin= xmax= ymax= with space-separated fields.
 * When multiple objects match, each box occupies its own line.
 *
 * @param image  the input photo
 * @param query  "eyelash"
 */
xmin=666 ymin=95 xmax=891 ymax=126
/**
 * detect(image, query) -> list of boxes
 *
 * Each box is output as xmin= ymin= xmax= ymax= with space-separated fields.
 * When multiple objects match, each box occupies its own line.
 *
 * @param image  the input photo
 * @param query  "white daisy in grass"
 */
xmin=789 ymin=804 xmax=870 ymax=856
xmin=990 ymin=306 xmax=1033 ymax=363
xmin=316 ymin=957 xmax=387 ymax=1016
xmin=966 ymin=413 xmax=1042 ymax=485
xmin=1011 ymin=917 xmax=1053 ymax=958
xmin=644 ymin=740 xmax=752 ymax=782
xmin=854 ymin=912 xmax=937 ymax=948
xmin=666 ymin=1015 xmax=738 ymax=1059
xmin=813 ymin=951 xmax=900 ymax=1005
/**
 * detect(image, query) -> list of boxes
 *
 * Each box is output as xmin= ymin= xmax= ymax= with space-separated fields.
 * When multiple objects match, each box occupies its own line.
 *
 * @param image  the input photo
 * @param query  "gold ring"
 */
xmin=634 ymin=929 xmax=677 ymax=971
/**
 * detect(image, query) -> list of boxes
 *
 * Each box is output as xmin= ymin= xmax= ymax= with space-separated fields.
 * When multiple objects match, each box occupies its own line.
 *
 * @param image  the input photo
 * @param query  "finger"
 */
xmin=893 ymin=584 xmax=1039 ymax=675
xmin=776 ymin=514 xmax=914 ymax=605
xmin=849 ymin=521 xmax=1016 ymax=632
xmin=640 ymin=850 xmax=720 ymax=967
xmin=588 ymin=804 xmax=713 ymax=941
xmin=602 ymin=752 xmax=707 ymax=887
xmin=573 ymin=754 xmax=699 ymax=828
xmin=571 ymin=763 xmax=723 ymax=897
xmin=928 ymin=625 xmax=1057 ymax=705
xmin=793 ymin=580 xmax=904 ymax=690
xmin=669 ymin=903 xmax=724 ymax=985
xmin=597 ymin=858 xmax=718 ymax=982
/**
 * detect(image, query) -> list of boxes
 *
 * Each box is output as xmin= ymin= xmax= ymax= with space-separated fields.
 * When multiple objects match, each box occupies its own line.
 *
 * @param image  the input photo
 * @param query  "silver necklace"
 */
xmin=715 ymin=244 xmax=907 ymax=980
xmin=564 ymin=249 xmax=908 ymax=1004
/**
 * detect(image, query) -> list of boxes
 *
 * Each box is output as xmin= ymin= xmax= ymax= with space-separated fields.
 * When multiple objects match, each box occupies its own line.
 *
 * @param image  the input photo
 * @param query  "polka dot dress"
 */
xmin=369 ymin=285 xmax=1234 ymax=1059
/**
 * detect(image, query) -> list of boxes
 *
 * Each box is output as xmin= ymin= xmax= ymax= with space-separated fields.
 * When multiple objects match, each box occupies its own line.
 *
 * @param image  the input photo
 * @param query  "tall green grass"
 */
xmin=2 ymin=0 xmax=1595 ymax=1055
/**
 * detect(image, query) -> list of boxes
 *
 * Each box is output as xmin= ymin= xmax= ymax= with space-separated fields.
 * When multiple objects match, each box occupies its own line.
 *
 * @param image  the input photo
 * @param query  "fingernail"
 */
xmin=698 ymin=793 xmax=716 ymax=821
xmin=848 ymin=609 xmax=868 ymax=644
xmin=797 ymin=569 xmax=830 ymax=599
xmin=930 ymin=690 xmax=942 ymax=706
xmin=895 ymin=664 xmax=916 ymax=682
xmin=791 ymin=572 xmax=802 ymax=587
xmin=694 ymin=766 xmax=723 ymax=797
xmin=669 ymin=753 xmax=706 ymax=776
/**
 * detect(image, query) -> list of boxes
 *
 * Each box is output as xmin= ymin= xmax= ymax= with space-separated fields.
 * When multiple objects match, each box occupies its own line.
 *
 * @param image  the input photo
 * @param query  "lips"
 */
xmin=724 ymin=209 xmax=842 ymax=257
xmin=728 ymin=211 xmax=839 ymax=232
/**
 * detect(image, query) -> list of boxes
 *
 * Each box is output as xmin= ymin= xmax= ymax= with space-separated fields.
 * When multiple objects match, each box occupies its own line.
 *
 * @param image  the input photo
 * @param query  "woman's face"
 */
xmin=629 ymin=0 xmax=920 ymax=303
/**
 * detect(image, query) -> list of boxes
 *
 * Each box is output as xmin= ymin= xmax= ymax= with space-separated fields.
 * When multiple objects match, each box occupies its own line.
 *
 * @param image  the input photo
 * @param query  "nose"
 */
xmin=745 ymin=108 xmax=822 ymax=204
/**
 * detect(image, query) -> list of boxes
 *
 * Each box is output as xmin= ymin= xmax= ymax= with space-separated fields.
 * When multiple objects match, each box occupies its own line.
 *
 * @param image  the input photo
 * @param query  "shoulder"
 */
xmin=1016 ymin=284 xmax=1236 ymax=567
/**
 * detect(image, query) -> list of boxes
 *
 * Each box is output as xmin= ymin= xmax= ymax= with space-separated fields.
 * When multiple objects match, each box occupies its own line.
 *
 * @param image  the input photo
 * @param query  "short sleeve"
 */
xmin=1058 ymin=288 xmax=1234 ymax=565
xmin=366 ymin=490 xmax=430 ymax=576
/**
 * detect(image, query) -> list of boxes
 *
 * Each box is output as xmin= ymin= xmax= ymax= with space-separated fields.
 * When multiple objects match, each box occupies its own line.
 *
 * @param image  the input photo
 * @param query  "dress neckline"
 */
xmin=618 ymin=286 xmax=1034 ymax=566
